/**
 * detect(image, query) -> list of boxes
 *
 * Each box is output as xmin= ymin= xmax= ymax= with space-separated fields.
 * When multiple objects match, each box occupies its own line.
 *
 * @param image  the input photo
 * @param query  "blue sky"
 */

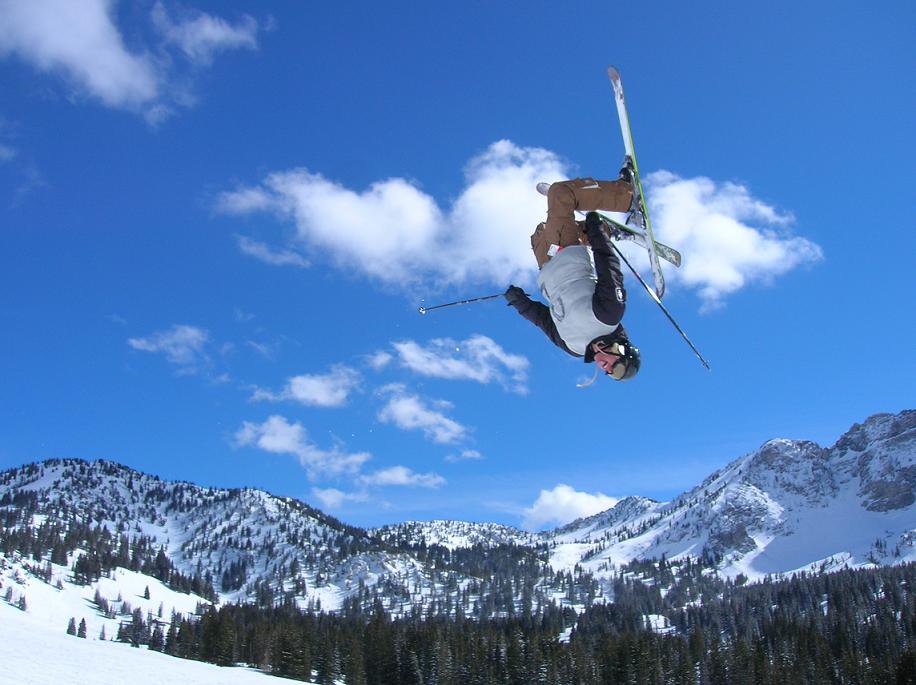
xmin=1 ymin=1 xmax=913 ymax=530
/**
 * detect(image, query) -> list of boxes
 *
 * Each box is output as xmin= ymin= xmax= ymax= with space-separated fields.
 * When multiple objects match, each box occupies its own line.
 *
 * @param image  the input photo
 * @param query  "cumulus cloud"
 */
xmin=237 ymin=235 xmax=308 ymax=268
xmin=445 ymin=449 xmax=483 ymax=463
xmin=151 ymin=1 xmax=258 ymax=66
xmin=648 ymin=171 xmax=823 ymax=310
xmin=359 ymin=465 xmax=445 ymax=489
xmin=235 ymin=415 xmax=370 ymax=479
xmin=216 ymin=140 xmax=565 ymax=288
xmin=0 ymin=0 xmax=159 ymax=111
xmin=393 ymin=335 xmax=528 ymax=393
xmin=377 ymin=385 xmax=467 ymax=444
xmin=218 ymin=141 xmax=821 ymax=309
xmin=0 ymin=0 xmax=261 ymax=120
xmin=128 ymin=324 xmax=209 ymax=371
xmin=522 ymin=484 xmax=618 ymax=531
xmin=252 ymin=365 xmax=361 ymax=407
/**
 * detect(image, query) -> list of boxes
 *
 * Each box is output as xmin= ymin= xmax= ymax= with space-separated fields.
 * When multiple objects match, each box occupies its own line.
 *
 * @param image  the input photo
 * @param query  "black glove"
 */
xmin=504 ymin=285 xmax=527 ymax=307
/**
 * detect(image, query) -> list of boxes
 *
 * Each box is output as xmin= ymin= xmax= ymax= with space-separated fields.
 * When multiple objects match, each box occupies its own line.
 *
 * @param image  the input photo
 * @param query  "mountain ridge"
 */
xmin=1 ymin=409 xmax=914 ymax=619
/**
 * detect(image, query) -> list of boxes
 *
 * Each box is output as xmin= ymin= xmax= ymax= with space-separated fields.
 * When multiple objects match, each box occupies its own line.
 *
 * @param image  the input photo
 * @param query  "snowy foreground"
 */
xmin=0 ymin=554 xmax=319 ymax=684
xmin=1 ymin=600 xmax=289 ymax=685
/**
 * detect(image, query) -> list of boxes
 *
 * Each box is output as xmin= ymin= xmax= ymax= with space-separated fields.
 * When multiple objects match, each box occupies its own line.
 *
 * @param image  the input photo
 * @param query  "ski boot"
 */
xmin=619 ymin=156 xmax=645 ymax=228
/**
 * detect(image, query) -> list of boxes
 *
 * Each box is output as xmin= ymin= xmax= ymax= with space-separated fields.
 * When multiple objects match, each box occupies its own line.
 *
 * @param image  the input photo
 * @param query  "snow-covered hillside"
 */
xmin=0 ymin=459 xmax=586 ymax=621
xmin=547 ymin=410 xmax=916 ymax=581
xmin=0 ymin=550 xmax=297 ymax=684
xmin=0 ymin=600 xmax=297 ymax=685
xmin=371 ymin=519 xmax=538 ymax=550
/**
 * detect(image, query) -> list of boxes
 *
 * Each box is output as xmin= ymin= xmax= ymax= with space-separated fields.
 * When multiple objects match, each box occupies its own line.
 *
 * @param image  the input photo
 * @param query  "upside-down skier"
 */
xmin=504 ymin=171 xmax=642 ymax=383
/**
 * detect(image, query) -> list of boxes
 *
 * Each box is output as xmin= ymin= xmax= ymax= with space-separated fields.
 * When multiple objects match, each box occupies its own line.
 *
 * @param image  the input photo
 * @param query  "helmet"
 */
xmin=604 ymin=340 xmax=640 ymax=381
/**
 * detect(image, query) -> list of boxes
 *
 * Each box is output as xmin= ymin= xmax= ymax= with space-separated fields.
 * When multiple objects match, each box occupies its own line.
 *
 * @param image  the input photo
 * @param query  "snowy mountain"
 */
xmin=1 ymin=409 xmax=913 ymax=632
xmin=0 ymin=459 xmax=588 ymax=621
xmin=547 ymin=410 xmax=916 ymax=581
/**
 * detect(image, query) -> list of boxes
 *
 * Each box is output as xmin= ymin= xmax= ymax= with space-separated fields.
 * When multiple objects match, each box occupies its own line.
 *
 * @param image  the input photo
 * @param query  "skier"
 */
xmin=504 ymin=174 xmax=641 ymax=382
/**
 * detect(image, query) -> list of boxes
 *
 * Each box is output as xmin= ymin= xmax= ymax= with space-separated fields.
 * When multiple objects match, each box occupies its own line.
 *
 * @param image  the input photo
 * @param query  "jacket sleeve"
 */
xmin=585 ymin=220 xmax=627 ymax=326
xmin=507 ymin=293 xmax=580 ymax=357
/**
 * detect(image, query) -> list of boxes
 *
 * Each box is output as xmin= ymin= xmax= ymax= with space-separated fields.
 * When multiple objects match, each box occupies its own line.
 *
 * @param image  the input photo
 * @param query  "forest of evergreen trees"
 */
xmin=81 ymin=562 xmax=915 ymax=684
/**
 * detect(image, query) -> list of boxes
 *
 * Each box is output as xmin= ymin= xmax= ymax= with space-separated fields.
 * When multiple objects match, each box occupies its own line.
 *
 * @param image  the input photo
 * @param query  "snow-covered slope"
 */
xmin=547 ymin=411 xmax=916 ymax=581
xmin=371 ymin=519 xmax=539 ymax=550
xmin=0 ymin=598 xmax=294 ymax=685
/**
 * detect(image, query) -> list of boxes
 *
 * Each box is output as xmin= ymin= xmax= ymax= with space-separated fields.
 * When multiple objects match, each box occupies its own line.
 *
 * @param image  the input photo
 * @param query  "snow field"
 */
xmin=0 ymin=599 xmax=294 ymax=685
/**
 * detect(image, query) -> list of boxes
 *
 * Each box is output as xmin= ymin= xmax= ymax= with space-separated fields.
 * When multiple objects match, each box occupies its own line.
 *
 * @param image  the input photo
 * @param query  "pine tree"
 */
xmin=100 ymin=625 xmax=107 ymax=641
xmin=144 ymin=585 xmax=150 ymax=600
xmin=67 ymin=617 xmax=77 ymax=635
xmin=17 ymin=595 xmax=26 ymax=612
xmin=149 ymin=625 xmax=165 ymax=652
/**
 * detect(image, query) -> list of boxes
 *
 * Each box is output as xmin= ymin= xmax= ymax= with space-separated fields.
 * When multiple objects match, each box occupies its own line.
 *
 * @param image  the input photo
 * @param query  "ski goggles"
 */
xmin=603 ymin=342 xmax=630 ymax=380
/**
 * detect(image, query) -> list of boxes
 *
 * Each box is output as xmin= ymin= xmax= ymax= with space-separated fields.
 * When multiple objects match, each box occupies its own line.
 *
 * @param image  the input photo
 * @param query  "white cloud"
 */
xmin=359 ymin=465 xmax=445 ymax=489
xmin=445 ymin=449 xmax=483 ymax=463
xmin=0 ymin=143 xmax=16 ymax=162
xmin=128 ymin=324 xmax=209 ymax=370
xmin=217 ymin=141 xmax=821 ymax=309
xmin=311 ymin=487 xmax=368 ymax=510
xmin=0 ymin=0 xmax=160 ymax=111
xmin=237 ymin=235 xmax=308 ymax=268
xmin=648 ymin=171 xmax=823 ymax=310
xmin=366 ymin=351 xmax=393 ymax=371
xmin=0 ymin=0 xmax=260 ymax=120
xmin=216 ymin=140 xmax=565 ymax=288
xmin=393 ymin=335 xmax=528 ymax=393
xmin=151 ymin=1 xmax=258 ymax=66
xmin=253 ymin=365 xmax=361 ymax=407
xmin=235 ymin=415 xmax=370 ymax=479
xmin=522 ymin=484 xmax=618 ymax=531
xmin=377 ymin=386 xmax=467 ymax=444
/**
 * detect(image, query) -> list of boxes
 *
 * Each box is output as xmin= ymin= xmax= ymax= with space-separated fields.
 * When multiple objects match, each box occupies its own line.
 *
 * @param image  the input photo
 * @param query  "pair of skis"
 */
xmin=606 ymin=66 xmax=668 ymax=300
xmin=606 ymin=66 xmax=709 ymax=370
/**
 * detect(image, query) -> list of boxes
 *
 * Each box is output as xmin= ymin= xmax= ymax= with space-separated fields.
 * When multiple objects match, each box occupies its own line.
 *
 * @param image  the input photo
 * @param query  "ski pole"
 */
xmin=612 ymin=243 xmax=711 ymax=370
xmin=417 ymin=292 xmax=506 ymax=315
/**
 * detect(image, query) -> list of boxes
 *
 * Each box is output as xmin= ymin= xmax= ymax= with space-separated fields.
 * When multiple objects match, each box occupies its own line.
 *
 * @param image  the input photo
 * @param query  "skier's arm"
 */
xmin=504 ymin=286 xmax=579 ymax=357
xmin=584 ymin=218 xmax=627 ymax=326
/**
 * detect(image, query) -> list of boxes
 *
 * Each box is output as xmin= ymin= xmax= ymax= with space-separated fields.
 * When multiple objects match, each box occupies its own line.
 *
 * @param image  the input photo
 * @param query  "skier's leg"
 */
xmin=561 ymin=177 xmax=633 ymax=214
xmin=534 ymin=178 xmax=634 ymax=268
xmin=545 ymin=178 xmax=632 ymax=244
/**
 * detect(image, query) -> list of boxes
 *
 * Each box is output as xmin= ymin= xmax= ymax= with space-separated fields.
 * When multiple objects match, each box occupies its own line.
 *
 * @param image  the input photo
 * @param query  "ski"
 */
xmin=607 ymin=66 xmax=666 ymax=299
xmin=534 ymin=183 xmax=681 ymax=267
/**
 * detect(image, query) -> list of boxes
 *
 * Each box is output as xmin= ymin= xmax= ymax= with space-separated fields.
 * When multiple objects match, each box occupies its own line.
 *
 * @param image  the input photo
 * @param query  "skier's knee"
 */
xmin=547 ymin=182 xmax=576 ymax=211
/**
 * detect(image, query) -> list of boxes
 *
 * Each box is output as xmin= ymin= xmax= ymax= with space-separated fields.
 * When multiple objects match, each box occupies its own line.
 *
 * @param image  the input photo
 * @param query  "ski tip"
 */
xmin=607 ymin=65 xmax=621 ymax=81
